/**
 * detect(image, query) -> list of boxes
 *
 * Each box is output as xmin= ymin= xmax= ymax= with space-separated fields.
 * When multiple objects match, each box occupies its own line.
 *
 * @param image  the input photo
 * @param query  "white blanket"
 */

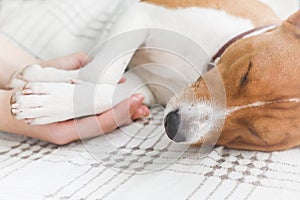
xmin=0 ymin=0 xmax=300 ymax=199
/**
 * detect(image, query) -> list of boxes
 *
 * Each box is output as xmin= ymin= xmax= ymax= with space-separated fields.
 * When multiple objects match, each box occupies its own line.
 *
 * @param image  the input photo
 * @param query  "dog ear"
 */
xmin=284 ymin=10 xmax=300 ymax=37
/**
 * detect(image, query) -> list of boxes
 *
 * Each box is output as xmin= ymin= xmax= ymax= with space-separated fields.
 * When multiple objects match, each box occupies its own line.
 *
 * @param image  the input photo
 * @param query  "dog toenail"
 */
xmin=17 ymin=73 xmax=23 ymax=79
xmin=69 ymin=79 xmax=76 ymax=84
xmin=23 ymin=83 xmax=31 ymax=89
xmin=11 ymin=109 xmax=20 ymax=114
xmin=10 ymin=94 xmax=16 ymax=104
xmin=11 ymin=104 xmax=20 ymax=109
xmin=23 ymin=89 xmax=33 ymax=94
xmin=25 ymin=119 xmax=33 ymax=124
xmin=10 ymin=109 xmax=16 ymax=116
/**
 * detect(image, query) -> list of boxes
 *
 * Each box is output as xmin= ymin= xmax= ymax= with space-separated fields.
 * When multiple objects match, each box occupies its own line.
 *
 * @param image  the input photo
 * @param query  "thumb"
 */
xmin=42 ymin=52 xmax=90 ymax=70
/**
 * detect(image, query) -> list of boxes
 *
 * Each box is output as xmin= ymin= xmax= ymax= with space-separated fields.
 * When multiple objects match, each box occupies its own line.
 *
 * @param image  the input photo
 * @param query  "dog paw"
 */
xmin=7 ymin=64 xmax=79 ymax=89
xmin=10 ymin=82 xmax=78 ymax=124
xmin=10 ymin=81 xmax=118 ymax=125
xmin=6 ymin=70 xmax=26 ymax=89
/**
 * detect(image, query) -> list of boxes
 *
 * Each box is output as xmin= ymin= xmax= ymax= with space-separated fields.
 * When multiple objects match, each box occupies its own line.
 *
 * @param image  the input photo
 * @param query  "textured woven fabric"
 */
xmin=0 ymin=0 xmax=299 ymax=199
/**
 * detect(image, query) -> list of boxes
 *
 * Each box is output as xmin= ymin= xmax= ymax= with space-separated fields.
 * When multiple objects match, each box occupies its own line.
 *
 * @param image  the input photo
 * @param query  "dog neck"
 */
xmin=207 ymin=24 xmax=278 ymax=70
xmin=137 ymin=2 xmax=280 ymax=64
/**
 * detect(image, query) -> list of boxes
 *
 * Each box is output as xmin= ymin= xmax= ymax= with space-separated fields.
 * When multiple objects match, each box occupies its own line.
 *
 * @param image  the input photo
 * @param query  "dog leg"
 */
xmin=77 ymin=5 xmax=151 ymax=85
xmin=11 ymin=68 xmax=156 ymax=125
xmin=9 ymin=4 xmax=151 ymax=88
xmin=7 ymin=64 xmax=79 ymax=89
xmin=114 ymin=71 xmax=156 ymax=106
xmin=11 ymin=4 xmax=156 ymax=124
xmin=11 ymin=81 xmax=117 ymax=125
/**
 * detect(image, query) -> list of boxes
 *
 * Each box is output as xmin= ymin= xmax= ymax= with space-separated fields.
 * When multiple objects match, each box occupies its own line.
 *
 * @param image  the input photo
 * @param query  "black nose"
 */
xmin=164 ymin=109 xmax=185 ymax=142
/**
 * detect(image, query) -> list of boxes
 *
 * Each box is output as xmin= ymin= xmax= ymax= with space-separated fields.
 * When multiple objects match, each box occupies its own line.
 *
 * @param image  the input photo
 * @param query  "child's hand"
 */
xmin=24 ymin=93 xmax=149 ymax=145
xmin=8 ymin=52 xmax=150 ymax=144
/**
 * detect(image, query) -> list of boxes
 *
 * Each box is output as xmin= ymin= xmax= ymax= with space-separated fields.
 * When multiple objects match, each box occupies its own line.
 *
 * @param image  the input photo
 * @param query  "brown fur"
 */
xmin=192 ymin=10 xmax=300 ymax=151
xmin=141 ymin=0 xmax=280 ymax=26
xmin=141 ymin=0 xmax=299 ymax=151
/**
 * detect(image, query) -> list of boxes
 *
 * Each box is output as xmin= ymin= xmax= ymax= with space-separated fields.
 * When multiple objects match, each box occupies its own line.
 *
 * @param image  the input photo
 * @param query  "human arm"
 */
xmin=0 ymin=34 xmax=149 ymax=144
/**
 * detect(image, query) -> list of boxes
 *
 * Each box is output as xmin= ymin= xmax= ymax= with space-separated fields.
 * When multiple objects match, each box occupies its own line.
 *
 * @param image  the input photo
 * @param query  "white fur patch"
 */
xmin=165 ymin=94 xmax=226 ymax=143
xmin=165 ymin=97 xmax=300 ymax=144
xmin=227 ymin=98 xmax=300 ymax=115
xmin=134 ymin=2 xmax=254 ymax=57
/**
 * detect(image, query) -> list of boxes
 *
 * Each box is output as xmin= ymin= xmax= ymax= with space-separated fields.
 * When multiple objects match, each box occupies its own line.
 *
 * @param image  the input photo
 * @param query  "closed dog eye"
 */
xmin=240 ymin=61 xmax=253 ymax=87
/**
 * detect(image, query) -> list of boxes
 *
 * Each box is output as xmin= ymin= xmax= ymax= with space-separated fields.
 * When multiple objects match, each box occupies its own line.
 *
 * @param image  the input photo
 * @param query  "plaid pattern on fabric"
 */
xmin=0 ymin=0 xmax=299 ymax=199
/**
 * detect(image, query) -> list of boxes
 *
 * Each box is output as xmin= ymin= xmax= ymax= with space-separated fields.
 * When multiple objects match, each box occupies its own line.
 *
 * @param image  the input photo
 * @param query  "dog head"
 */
xmin=164 ymin=10 xmax=300 ymax=151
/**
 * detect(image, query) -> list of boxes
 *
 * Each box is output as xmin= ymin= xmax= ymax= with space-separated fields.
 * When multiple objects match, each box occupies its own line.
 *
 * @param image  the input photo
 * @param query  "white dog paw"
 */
xmin=21 ymin=64 xmax=79 ymax=82
xmin=10 ymin=81 xmax=118 ymax=125
xmin=6 ymin=70 xmax=26 ymax=89
xmin=10 ymin=82 xmax=78 ymax=124
xmin=7 ymin=64 xmax=79 ymax=89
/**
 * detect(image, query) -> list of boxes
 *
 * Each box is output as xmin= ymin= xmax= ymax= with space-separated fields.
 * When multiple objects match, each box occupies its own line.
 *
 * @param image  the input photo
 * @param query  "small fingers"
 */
xmin=132 ymin=105 xmax=150 ymax=120
xmin=118 ymin=76 xmax=127 ymax=84
xmin=43 ymin=52 xmax=91 ymax=70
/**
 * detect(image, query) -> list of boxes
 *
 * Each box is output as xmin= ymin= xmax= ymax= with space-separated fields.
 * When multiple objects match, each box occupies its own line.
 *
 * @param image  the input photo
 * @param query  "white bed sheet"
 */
xmin=0 ymin=0 xmax=300 ymax=199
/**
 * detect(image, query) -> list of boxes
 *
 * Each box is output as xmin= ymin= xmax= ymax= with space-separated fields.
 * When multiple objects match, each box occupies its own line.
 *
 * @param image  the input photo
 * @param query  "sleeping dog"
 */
xmin=9 ymin=0 xmax=300 ymax=151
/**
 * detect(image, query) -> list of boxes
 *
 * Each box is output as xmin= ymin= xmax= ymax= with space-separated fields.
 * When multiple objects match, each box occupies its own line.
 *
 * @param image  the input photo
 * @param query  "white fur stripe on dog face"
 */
xmin=227 ymin=98 xmax=300 ymax=115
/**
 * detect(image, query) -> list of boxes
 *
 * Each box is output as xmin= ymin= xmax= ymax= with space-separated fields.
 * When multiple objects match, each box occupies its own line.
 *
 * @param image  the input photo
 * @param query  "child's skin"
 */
xmin=0 ymin=34 xmax=149 ymax=145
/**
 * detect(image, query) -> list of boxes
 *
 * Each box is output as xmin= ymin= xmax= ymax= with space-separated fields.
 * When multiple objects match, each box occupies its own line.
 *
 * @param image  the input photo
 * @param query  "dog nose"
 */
xmin=164 ymin=109 xmax=185 ymax=142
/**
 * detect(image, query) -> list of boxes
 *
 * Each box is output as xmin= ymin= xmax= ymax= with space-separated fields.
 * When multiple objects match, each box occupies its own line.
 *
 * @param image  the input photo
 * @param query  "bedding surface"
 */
xmin=0 ymin=0 xmax=300 ymax=199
